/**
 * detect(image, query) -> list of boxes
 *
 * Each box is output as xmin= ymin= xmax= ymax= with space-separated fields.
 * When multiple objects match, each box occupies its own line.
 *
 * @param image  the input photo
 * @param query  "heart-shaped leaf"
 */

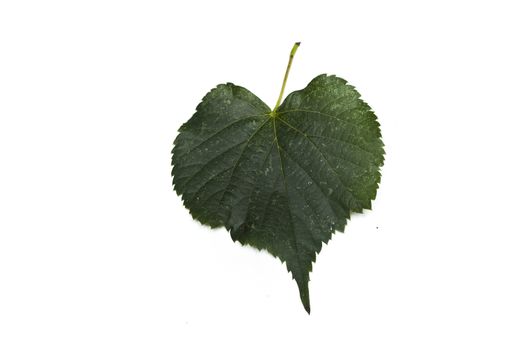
xmin=172 ymin=43 xmax=384 ymax=313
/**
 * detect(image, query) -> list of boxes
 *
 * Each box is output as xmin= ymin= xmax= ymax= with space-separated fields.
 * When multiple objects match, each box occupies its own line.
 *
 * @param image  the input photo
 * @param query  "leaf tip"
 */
xmin=296 ymin=278 xmax=311 ymax=314
xmin=301 ymin=294 xmax=311 ymax=314
xmin=304 ymin=303 xmax=311 ymax=314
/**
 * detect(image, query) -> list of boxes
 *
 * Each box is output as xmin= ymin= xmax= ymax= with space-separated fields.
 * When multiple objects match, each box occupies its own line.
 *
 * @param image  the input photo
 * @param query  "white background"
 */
xmin=1 ymin=0 xmax=526 ymax=349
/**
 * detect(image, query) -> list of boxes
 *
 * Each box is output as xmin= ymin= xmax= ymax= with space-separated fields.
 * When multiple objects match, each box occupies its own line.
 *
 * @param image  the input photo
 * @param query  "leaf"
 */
xmin=171 ymin=43 xmax=384 ymax=313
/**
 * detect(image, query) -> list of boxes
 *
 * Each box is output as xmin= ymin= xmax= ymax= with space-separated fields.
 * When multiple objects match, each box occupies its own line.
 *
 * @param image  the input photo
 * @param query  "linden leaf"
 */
xmin=171 ymin=43 xmax=384 ymax=313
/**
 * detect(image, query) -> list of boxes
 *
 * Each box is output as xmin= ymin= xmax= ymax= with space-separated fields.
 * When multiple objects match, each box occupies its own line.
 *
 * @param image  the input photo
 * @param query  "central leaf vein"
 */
xmin=273 ymin=117 xmax=302 ymax=266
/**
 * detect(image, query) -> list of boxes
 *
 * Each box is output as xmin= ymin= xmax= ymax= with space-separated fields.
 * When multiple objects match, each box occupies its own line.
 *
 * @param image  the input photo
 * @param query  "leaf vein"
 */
xmin=276 ymin=117 xmax=354 ymax=197
xmin=273 ymin=118 xmax=303 ymax=267
xmin=185 ymin=114 xmax=266 ymax=154
xmin=180 ymin=139 xmax=247 ymax=189
xmin=279 ymin=108 xmax=376 ymax=154
xmin=216 ymin=118 xmax=272 ymax=210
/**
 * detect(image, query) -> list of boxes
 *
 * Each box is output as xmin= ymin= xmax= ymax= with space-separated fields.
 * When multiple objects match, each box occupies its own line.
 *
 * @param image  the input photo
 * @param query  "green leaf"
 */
xmin=171 ymin=44 xmax=384 ymax=313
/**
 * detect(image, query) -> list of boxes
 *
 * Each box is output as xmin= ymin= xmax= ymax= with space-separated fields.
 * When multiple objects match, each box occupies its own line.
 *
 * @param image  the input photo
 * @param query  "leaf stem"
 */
xmin=272 ymin=42 xmax=301 ymax=113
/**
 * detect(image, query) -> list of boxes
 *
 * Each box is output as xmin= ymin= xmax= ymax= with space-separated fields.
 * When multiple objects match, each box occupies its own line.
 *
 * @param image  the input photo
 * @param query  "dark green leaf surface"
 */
xmin=172 ymin=74 xmax=384 ymax=313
